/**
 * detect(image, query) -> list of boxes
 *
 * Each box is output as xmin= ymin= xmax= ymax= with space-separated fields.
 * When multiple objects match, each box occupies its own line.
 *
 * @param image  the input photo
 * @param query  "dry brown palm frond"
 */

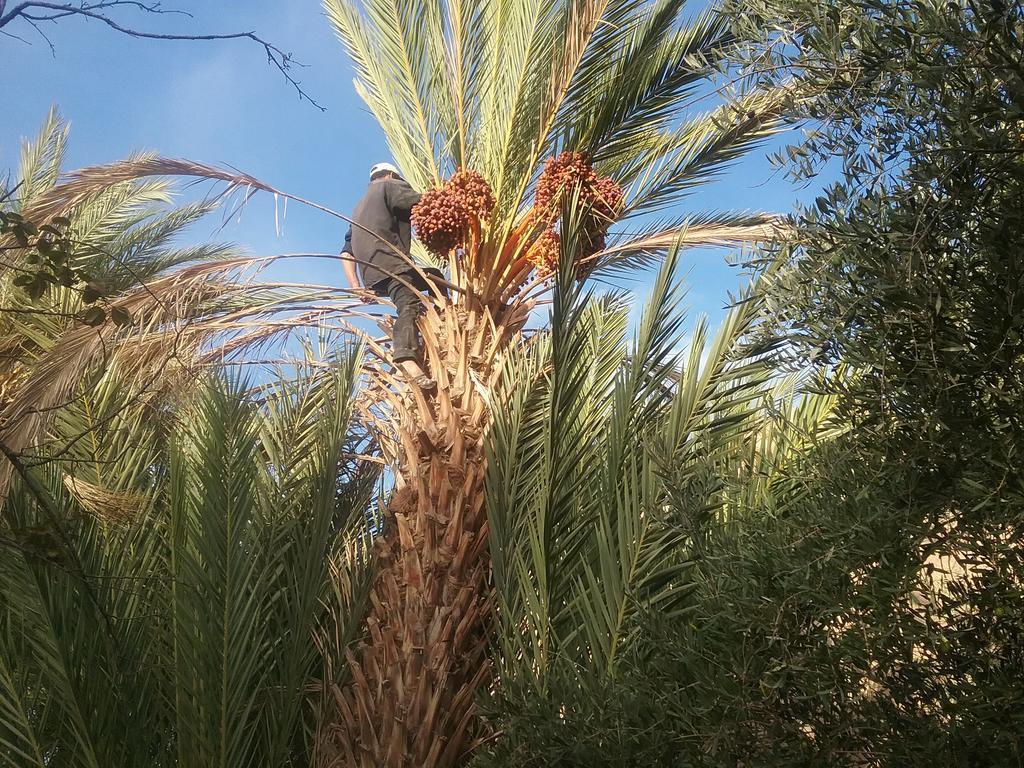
xmin=1 ymin=157 xmax=358 ymax=280
xmin=62 ymin=473 xmax=147 ymax=523
xmin=0 ymin=158 xmax=262 ymax=276
xmin=1 ymin=157 xmax=420 ymax=307
xmin=1 ymin=261 xmax=408 ymax=509
xmin=0 ymin=256 xmax=371 ymax=504
xmin=0 ymin=262 xmax=233 ymax=487
xmin=0 ymin=154 xmax=387 ymax=503
xmin=197 ymin=306 xmax=361 ymax=364
xmin=17 ymin=157 xmax=277 ymax=230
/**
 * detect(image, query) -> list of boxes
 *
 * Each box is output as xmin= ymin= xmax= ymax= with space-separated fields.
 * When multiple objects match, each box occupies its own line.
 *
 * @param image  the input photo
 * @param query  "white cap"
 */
xmin=370 ymin=162 xmax=400 ymax=179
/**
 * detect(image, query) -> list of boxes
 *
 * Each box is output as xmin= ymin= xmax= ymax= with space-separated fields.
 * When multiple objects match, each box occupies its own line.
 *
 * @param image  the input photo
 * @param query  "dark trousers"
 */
xmin=371 ymin=268 xmax=446 ymax=363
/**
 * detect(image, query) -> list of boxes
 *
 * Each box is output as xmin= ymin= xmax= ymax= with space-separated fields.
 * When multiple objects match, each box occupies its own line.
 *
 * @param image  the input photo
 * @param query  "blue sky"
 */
xmin=0 ymin=0 xmax=819 ymax=332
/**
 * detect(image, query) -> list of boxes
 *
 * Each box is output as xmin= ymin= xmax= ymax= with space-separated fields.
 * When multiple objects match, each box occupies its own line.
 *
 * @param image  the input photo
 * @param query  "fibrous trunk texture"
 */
xmin=326 ymin=289 xmax=526 ymax=767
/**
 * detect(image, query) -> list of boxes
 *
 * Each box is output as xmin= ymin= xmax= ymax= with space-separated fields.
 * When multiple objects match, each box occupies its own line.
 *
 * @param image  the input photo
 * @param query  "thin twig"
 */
xmin=0 ymin=1 xmax=325 ymax=109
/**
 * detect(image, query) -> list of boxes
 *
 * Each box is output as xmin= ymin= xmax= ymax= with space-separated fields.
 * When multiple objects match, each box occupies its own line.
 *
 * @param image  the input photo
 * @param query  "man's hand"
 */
xmin=350 ymin=287 xmax=379 ymax=303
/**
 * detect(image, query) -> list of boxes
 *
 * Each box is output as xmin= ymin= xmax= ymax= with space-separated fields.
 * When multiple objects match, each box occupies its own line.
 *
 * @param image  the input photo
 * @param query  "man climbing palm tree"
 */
xmin=341 ymin=162 xmax=439 ymax=391
xmin=321 ymin=0 xmax=787 ymax=760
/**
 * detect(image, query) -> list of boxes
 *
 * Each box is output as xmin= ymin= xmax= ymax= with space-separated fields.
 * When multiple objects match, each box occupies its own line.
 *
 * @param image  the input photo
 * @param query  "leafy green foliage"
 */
xmin=735 ymin=3 xmax=1024 ymax=760
xmin=0 ymin=208 xmax=117 ymax=318
xmin=476 ymin=1 xmax=1024 ymax=765
xmin=477 ymin=221 xmax=799 ymax=755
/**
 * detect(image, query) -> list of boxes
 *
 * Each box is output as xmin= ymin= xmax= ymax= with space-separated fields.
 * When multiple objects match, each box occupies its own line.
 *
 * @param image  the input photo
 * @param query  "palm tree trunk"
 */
xmin=329 ymin=291 xmax=526 ymax=767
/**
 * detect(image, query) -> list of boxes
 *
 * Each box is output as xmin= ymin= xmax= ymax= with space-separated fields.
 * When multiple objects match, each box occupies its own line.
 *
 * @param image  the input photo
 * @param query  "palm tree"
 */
xmin=0 ymin=113 xmax=367 ymax=501
xmin=473 ymin=246 xmax=844 ymax=764
xmin=1 ymin=113 xmax=384 ymax=768
xmin=0 ymin=112 xmax=421 ymax=767
xmin=0 ymin=355 xmax=376 ymax=767
xmin=0 ymin=109 xmax=233 ymax=415
xmin=320 ymin=0 xmax=785 ymax=763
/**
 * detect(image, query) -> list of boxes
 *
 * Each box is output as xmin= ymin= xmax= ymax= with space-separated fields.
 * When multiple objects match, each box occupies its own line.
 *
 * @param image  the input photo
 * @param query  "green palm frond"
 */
xmin=487 ymin=238 xmax=781 ymax=687
xmin=14 ymin=107 xmax=69 ymax=211
xmin=618 ymin=87 xmax=787 ymax=217
xmin=565 ymin=2 xmax=732 ymax=160
xmin=717 ymin=368 xmax=851 ymax=517
xmin=474 ymin=0 xmax=564 ymax=207
xmin=426 ymin=0 xmax=489 ymax=169
xmin=324 ymin=0 xmax=441 ymax=189
xmin=558 ymin=0 xmax=678 ymax=135
xmin=0 ymin=645 xmax=47 ymax=767
xmin=98 ymin=201 xmax=236 ymax=286
xmin=0 ymin=477 xmax=133 ymax=768
xmin=485 ymin=0 xmax=614 ymax=218
xmin=0 ymin=353 xmax=375 ymax=767
xmin=67 ymin=175 xmax=173 ymax=249
xmin=51 ymin=405 xmax=162 ymax=508
xmin=326 ymin=0 xmax=785 ymax=252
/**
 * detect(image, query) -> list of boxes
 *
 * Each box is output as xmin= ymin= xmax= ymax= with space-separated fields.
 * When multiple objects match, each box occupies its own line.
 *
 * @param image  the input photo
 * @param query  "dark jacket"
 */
xmin=343 ymin=177 xmax=422 ymax=288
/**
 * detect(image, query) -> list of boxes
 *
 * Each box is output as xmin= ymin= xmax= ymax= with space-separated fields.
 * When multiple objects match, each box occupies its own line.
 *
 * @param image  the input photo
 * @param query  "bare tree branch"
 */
xmin=0 ymin=1 xmax=325 ymax=110
xmin=0 ymin=25 xmax=32 ymax=43
xmin=28 ymin=1 xmax=192 ymax=21
xmin=25 ymin=12 xmax=55 ymax=53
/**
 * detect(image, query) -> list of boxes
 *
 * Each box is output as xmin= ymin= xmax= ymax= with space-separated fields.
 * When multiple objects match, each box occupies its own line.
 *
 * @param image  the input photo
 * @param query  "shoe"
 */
xmin=412 ymin=374 xmax=437 ymax=394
